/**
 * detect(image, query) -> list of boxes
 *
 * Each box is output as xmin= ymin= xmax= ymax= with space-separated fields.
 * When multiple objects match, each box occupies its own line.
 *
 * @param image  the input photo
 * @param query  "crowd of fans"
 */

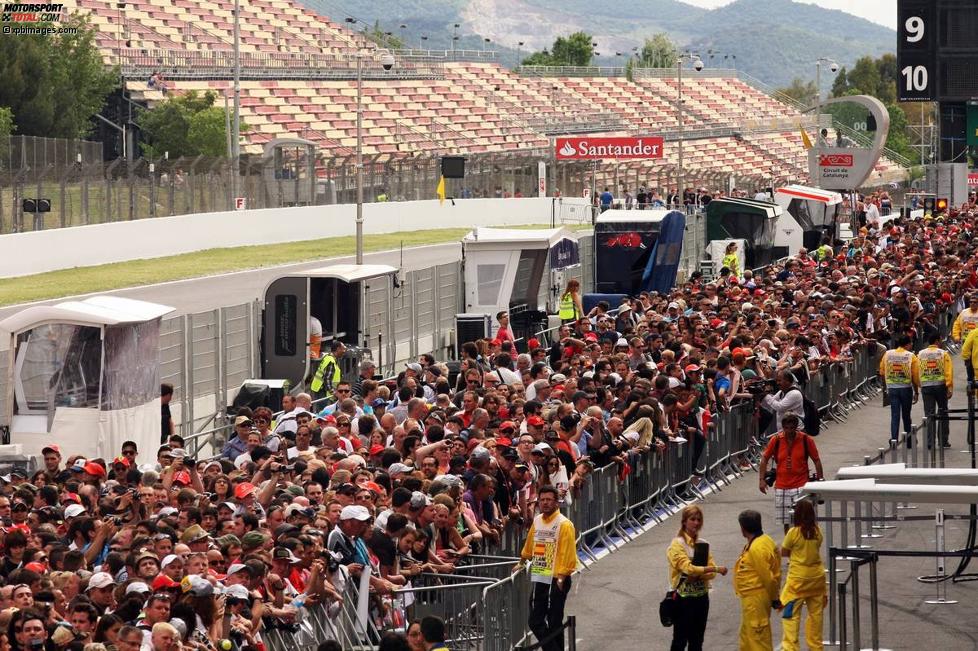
xmin=0 ymin=202 xmax=973 ymax=651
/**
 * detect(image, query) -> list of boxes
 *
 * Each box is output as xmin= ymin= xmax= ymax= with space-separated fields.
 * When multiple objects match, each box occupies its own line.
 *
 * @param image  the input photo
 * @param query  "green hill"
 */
xmin=302 ymin=0 xmax=894 ymax=88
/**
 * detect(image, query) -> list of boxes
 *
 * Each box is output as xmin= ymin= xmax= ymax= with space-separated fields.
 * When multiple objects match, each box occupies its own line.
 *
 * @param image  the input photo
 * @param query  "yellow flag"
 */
xmin=800 ymin=127 xmax=813 ymax=150
xmin=436 ymin=175 xmax=446 ymax=205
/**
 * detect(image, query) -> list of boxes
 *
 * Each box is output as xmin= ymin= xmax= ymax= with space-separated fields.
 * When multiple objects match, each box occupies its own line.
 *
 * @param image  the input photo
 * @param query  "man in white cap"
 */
xmin=86 ymin=571 xmax=117 ymax=614
xmin=327 ymin=505 xmax=370 ymax=572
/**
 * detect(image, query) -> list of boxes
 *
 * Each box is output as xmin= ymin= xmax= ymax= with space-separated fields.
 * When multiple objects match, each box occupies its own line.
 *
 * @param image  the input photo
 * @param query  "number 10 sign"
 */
xmin=896 ymin=0 xmax=935 ymax=102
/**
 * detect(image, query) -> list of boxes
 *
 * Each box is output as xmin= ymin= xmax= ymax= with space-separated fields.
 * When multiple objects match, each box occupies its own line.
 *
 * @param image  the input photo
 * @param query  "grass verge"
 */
xmin=0 ymin=223 xmax=591 ymax=307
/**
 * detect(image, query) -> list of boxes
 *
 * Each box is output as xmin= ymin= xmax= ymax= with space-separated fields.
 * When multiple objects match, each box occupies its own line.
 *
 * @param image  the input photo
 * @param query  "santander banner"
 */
xmin=555 ymin=136 xmax=664 ymax=160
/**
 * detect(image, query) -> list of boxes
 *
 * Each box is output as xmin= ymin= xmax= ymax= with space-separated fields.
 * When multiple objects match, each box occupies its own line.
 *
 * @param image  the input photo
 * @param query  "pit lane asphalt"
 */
xmin=566 ymin=352 xmax=978 ymax=651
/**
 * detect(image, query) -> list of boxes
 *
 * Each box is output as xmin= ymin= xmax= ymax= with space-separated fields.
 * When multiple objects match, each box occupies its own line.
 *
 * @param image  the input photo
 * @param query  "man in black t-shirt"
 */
xmin=161 ymin=383 xmax=174 ymax=443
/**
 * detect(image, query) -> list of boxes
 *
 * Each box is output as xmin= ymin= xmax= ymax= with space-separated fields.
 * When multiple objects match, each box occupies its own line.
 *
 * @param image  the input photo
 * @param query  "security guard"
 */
xmin=722 ymin=241 xmax=740 ymax=278
xmin=918 ymin=332 xmax=953 ymax=449
xmin=815 ymin=238 xmax=834 ymax=263
xmin=734 ymin=509 xmax=781 ymax=651
xmin=952 ymin=294 xmax=978 ymax=343
xmin=518 ymin=486 xmax=577 ymax=651
xmin=558 ymin=278 xmax=582 ymax=324
xmin=962 ymin=318 xmax=978 ymax=385
xmin=310 ymin=339 xmax=345 ymax=401
xmin=879 ymin=333 xmax=920 ymax=446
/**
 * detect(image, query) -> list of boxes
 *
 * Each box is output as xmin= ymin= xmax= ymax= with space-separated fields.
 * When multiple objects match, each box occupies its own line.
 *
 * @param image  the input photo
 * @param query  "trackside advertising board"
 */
xmin=555 ymin=136 xmax=664 ymax=160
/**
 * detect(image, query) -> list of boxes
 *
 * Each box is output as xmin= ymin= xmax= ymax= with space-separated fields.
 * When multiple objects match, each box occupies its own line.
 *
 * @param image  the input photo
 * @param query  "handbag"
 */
xmin=659 ymin=575 xmax=688 ymax=627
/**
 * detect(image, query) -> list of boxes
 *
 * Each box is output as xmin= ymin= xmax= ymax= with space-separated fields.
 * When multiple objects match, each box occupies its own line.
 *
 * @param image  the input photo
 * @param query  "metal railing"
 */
xmin=258 ymin=341 xmax=888 ymax=650
xmin=517 ymin=65 xmax=627 ymax=77
xmin=117 ymin=48 xmax=446 ymax=80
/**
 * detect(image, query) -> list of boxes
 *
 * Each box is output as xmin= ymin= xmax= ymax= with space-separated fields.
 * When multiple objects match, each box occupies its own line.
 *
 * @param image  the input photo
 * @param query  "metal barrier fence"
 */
xmin=259 ymin=340 xmax=887 ymax=651
xmin=0 ymin=144 xmax=776 ymax=235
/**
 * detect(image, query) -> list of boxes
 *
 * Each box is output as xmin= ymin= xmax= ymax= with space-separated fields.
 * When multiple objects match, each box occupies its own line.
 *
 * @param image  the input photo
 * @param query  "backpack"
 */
xmin=801 ymin=393 xmax=821 ymax=436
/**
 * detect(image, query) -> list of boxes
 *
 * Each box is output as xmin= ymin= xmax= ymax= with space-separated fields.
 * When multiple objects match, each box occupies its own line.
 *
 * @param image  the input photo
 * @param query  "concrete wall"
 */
xmin=0 ymin=197 xmax=588 ymax=278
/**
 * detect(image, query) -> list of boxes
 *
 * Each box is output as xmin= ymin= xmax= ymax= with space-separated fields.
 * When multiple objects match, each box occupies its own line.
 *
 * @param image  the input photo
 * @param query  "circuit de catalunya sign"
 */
xmin=555 ymin=136 xmax=664 ymax=160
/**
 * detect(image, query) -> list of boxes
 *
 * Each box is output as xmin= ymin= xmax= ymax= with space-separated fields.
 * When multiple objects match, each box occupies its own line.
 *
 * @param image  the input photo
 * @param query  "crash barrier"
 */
xmin=259 ymin=344 xmax=895 ymax=650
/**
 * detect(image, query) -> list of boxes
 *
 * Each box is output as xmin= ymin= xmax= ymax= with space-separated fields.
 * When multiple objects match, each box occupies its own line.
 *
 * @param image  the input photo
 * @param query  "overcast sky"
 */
xmin=684 ymin=0 xmax=895 ymax=29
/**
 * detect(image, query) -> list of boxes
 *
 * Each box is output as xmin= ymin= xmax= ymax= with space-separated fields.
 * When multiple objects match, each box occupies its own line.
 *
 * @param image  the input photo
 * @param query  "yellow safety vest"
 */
xmin=310 ymin=353 xmax=340 ymax=394
xmin=558 ymin=293 xmax=577 ymax=321
xmin=722 ymin=253 xmax=739 ymax=276
xmin=883 ymin=350 xmax=914 ymax=387
xmin=530 ymin=511 xmax=566 ymax=584
xmin=918 ymin=347 xmax=947 ymax=387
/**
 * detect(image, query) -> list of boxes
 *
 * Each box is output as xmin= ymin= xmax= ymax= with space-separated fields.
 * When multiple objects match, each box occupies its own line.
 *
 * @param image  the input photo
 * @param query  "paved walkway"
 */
xmin=567 ymin=352 xmax=978 ymax=650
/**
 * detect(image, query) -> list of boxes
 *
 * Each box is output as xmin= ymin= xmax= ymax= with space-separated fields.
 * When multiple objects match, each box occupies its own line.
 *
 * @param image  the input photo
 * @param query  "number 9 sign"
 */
xmin=896 ymin=0 xmax=934 ymax=102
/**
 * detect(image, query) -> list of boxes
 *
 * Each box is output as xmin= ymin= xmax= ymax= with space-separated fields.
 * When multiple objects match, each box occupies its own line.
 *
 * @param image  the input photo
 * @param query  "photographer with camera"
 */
xmin=760 ymin=371 xmax=805 ymax=434
xmin=757 ymin=414 xmax=823 ymax=534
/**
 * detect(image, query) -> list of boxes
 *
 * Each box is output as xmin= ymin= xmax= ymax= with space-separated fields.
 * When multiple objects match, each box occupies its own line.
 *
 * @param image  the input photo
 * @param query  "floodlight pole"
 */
xmin=232 ymin=0 xmax=241 ymax=204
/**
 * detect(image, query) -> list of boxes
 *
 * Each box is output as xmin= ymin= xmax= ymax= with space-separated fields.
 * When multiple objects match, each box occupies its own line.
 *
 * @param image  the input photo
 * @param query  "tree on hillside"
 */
xmin=0 ymin=15 xmax=117 ymax=139
xmin=638 ymin=33 xmax=678 ymax=68
xmin=0 ymin=107 xmax=13 ymax=165
xmin=522 ymin=31 xmax=593 ymax=67
xmin=137 ymin=91 xmax=239 ymax=159
xmin=364 ymin=20 xmax=404 ymax=50
xmin=776 ymin=78 xmax=817 ymax=106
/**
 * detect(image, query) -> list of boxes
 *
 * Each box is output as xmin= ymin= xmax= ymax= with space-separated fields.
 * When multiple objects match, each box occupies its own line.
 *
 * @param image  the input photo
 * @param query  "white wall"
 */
xmin=0 ymin=197 xmax=588 ymax=278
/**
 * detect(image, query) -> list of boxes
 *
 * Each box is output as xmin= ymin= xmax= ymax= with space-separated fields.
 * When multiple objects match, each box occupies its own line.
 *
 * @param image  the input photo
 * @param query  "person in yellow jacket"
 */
xmin=558 ymin=278 xmax=584 ymax=324
xmin=722 ymin=241 xmax=741 ymax=278
xmin=962 ymin=323 xmax=978 ymax=384
xmin=878 ymin=333 xmax=919 ymax=446
xmin=666 ymin=505 xmax=728 ymax=651
xmin=780 ymin=499 xmax=825 ymax=651
xmin=310 ymin=339 xmax=345 ymax=400
xmin=918 ymin=332 xmax=953 ymax=449
xmin=951 ymin=295 xmax=978 ymax=342
xmin=518 ymin=486 xmax=577 ymax=651
xmin=734 ymin=509 xmax=781 ymax=651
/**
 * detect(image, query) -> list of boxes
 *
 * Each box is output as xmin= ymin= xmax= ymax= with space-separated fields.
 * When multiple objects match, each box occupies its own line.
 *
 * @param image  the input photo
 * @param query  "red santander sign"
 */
xmin=819 ymin=154 xmax=853 ymax=167
xmin=555 ymin=136 xmax=664 ymax=160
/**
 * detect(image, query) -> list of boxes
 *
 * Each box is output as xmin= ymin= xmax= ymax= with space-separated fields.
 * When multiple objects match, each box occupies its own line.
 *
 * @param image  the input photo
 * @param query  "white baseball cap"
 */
xmin=64 ymin=504 xmax=86 ymax=519
xmin=339 ymin=505 xmax=371 ymax=521
xmin=87 ymin=572 xmax=114 ymax=591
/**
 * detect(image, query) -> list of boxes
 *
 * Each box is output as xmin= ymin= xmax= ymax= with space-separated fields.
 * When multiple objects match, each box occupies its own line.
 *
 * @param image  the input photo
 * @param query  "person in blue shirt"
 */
xmin=599 ymin=187 xmax=614 ymax=212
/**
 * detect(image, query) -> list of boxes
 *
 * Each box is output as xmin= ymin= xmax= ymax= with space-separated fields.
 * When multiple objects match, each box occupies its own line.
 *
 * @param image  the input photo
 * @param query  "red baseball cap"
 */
xmin=498 ymin=420 xmax=517 ymax=432
xmin=151 ymin=574 xmax=180 ymax=590
xmin=83 ymin=462 xmax=107 ymax=478
xmin=684 ymin=364 xmax=702 ymax=373
xmin=172 ymin=470 xmax=191 ymax=486
xmin=496 ymin=437 xmax=512 ymax=447
xmin=3 ymin=524 xmax=30 ymax=535
xmin=62 ymin=493 xmax=81 ymax=505
xmin=41 ymin=445 xmax=60 ymax=455
xmin=112 ymin=456 xmax=130 ymax=468
xmin=584 ymin=332 xmax=598 ymax=342
xmin=527 ymin=338 xmax=540 ymax=349
xmin=234 ymin=482 xmax=256 ymax=500
xmin=527 ymin=416 xmax=545 ymax=427
xmin=24 ymin=562 xmax=47 ymax=574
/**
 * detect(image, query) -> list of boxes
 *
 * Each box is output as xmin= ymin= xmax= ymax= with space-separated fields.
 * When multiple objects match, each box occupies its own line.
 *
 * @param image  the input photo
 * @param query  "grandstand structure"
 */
xmin=64 ymin=0 xmax=905 ymax=197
